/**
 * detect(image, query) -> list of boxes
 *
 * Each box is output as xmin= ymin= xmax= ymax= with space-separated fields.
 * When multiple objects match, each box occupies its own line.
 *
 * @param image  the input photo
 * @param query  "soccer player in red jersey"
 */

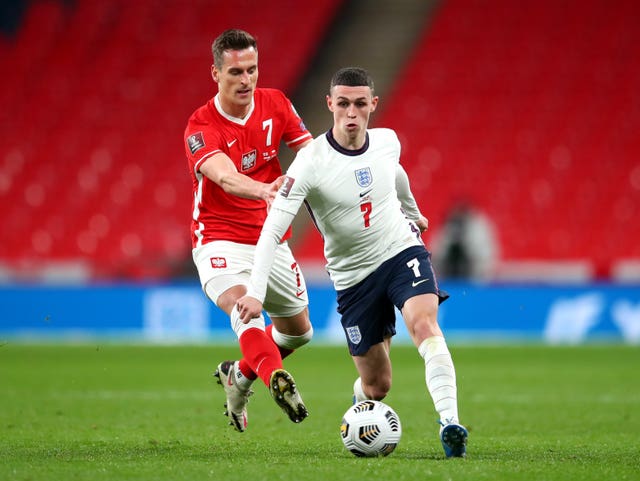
xmin=184 ymin=29 xmax=313 ymax=431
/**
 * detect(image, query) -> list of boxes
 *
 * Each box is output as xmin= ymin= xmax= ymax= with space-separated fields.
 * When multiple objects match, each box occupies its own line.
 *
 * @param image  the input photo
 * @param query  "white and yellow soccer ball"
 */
xmin=340 ymin=400 xmax=402 ymax=457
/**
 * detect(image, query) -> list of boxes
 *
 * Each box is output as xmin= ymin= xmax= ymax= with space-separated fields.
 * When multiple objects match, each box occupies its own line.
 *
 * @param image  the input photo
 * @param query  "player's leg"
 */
xmin=208 ymin=280 xmax=285 ymax=431
xmin=214 ymin=283 xmax=285 ymax=386
xmin=234 ymin=257 xmax=311 ymax=381
xmin=394 ymin=246 xmax=467 ymax=457
xmin=260 ymin=243 xmax=313 ymax=422
xmin=336 ymin=264 xmax=396 ymax=404
xmin=351 ymin=338 xmax=392 ymax=402
xmin=402 ymin=293 xmax=460 ymax=424
xmin=405 ymin=297 xmax=468 ymax=458
xmin=264 ymin=242 xmax=313 ymax=348
xmin=194 ymin=241 xmax=285 ymax=431
xmin=195 ymin=241 xmax=283 ymax=387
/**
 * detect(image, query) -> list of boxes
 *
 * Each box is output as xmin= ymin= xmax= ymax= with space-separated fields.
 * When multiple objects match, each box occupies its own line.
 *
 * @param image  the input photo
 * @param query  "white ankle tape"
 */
xmin=271 ymin=326 xmax=313 ymax=349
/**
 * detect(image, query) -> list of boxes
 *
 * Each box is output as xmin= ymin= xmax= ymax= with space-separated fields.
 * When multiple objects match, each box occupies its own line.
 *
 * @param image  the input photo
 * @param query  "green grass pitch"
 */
xmin=1 ymin=343 xmax=638 ymax=480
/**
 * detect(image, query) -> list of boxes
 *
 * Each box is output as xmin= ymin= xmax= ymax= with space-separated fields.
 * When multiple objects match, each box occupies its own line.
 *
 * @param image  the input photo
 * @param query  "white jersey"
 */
xmin=248 ymin=128 xmax=423 ymax=300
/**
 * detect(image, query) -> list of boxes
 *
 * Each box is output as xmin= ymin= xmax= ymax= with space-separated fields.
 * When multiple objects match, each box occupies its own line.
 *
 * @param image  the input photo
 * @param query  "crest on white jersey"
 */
xmin=346 ymin=326 xmax=362 ymax=344
xmin=354 ymin=167 xmax=373 ymax=187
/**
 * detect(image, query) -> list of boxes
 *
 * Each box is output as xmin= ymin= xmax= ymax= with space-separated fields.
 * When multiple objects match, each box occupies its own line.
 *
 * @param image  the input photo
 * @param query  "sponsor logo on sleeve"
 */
xmin=280 ymin=176 xmax=295 ymax=197
xmin=187 ymin=132 xmax=205 ymax=154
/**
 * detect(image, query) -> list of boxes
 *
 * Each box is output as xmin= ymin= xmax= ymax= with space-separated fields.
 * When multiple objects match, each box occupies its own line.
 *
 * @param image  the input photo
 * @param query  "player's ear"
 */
xmin=370 ymin=96 xmax=379 ymax=112
xmin=326 ymin=94 xmax=334 ymax=111
xmin=211 ymin=65 xmax=219 ymax=83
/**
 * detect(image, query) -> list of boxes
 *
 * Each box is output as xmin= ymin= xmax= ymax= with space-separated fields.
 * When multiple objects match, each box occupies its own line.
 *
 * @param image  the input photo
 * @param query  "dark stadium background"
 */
xmin=1 ymin=0 xmax=639 ymax=343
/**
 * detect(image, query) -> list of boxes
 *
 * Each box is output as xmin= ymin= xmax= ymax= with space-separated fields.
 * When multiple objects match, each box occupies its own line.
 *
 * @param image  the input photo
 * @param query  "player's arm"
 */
xmin=396 ymin=164 xmax=428 ymax=232
xmin=280 ymin=91 xmax=313 ymax=153
xmin=236 ymin=205 xmax=297 ymax=323
xmin=291 ymin=138 xmax=312 ymax=152
xmin=200 ymin=152 xmax=283 ymax=202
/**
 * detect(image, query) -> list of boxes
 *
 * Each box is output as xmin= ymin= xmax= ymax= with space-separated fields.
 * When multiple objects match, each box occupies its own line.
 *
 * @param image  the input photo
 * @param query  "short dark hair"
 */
xmin=211 ymin=29 xmax=258 ymax=68
xmin=330 ymin=67 xmax=374 ymax=93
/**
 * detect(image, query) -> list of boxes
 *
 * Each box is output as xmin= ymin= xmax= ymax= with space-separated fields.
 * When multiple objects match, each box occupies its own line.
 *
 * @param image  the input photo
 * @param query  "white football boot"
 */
xmin=214 ymin=360 xmax=253 ymax=432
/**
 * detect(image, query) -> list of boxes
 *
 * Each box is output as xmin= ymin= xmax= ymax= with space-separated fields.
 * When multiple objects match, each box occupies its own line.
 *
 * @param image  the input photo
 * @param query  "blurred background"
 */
xmin=1 ymin=0 xmax=639 ymax=344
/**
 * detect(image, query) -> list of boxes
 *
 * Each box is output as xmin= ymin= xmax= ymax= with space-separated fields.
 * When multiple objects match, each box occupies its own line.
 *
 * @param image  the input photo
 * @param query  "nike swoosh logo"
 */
xmin=412 ymin=279 xmax=429 ymax=287
xmin=296 ymin=290 xmax=306 ymax=297
xmin=359 ymin=189 xmax=372 ymax=197
xmin=227 ymin=139 xmax=237 ymax=148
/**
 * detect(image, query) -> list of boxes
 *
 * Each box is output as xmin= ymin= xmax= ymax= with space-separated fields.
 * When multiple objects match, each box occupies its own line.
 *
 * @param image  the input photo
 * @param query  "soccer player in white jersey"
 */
xmin=184 ymin=29 xmax=313 ymax=432
xmin=236 ymin=67 xmax=468 ymax=457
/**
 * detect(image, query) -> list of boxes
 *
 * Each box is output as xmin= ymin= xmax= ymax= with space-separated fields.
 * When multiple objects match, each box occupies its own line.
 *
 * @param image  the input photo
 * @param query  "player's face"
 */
xmin=211 ymin=47 xmax=258 ymax=118
xmin=327 ymin=85 xmax=378 ymax=149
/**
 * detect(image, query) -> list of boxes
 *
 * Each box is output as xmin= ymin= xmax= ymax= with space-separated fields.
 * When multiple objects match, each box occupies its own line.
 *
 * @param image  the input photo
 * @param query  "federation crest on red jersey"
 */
xmin=241 ymin=150 xmax=257 ymax=171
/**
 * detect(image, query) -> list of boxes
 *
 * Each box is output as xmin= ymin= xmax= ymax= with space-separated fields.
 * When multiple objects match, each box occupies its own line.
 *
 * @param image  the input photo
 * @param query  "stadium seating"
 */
xmin=2 ymin=0 xmax=639 ymax=282
xmin=0 ymin=0 xmax=344 ymax=280
xmin=294 ymin=0 xmax=640 ymax=280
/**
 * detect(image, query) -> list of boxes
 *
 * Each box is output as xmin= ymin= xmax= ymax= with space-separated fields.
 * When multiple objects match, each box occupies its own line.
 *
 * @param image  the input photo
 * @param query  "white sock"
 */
xmin=418 ymin=336 xmax=459 ymax=424
xmin=353 ymin=377 xmax=369 ymax=402
xmin=233 ymin=361 xmax=253 ymax=391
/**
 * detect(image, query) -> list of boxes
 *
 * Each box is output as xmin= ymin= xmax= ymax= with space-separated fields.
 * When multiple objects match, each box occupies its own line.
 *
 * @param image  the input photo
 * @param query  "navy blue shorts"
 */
xmin=336 ymin=245 xmax=449 ymax=356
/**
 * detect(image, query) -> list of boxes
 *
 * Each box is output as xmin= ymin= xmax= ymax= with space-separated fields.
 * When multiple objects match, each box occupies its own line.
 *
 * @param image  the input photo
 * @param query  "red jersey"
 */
xmin=184 ymin=88 xmax=312 ymax=248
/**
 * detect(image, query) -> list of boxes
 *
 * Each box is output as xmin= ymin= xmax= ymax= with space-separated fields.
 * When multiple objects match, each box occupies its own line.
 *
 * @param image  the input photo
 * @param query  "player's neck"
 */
xmin=332 ymin=128 xmax=367 ymax=151
xmin=217 ymin=95 xmax=252 ymax=120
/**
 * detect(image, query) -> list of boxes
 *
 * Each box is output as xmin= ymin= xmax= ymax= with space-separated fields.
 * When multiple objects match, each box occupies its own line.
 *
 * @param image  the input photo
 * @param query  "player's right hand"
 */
xmin=415 ymin=215 xmax=429 ymax=232
xmin=264 ymin=175 xmax=286 ymax=210
xmin=236 ymin=295 xmax=264 ymax=323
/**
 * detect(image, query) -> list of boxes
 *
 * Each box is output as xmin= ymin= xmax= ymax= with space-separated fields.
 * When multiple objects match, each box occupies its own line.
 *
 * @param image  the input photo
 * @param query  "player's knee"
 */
xmin=272 ymin=326 xmax=313 ymax=349
xmin=411 ymin=314 xmax=442 ymax=341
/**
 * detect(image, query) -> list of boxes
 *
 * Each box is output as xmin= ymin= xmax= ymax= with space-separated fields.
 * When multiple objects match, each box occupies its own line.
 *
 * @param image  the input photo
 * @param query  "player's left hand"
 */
xmin=236 ymin=295 xmax=264 ymax=324
xmin=415 ymin=215 xmax=429 ymax=232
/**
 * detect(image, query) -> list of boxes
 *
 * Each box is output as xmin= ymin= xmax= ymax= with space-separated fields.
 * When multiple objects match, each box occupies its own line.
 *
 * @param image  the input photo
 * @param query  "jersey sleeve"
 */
xmin=395 ymin=163 xmax=422 ymax=220
xmin=184 ymin=120 xmax=224 ymax=175
xmin=276 ymin=90 xmax=313 ymax=148
xmin=246 ymin=148 xmax=316 ymax=301
xmin=245 ymin=206 xmax=296 ymax=302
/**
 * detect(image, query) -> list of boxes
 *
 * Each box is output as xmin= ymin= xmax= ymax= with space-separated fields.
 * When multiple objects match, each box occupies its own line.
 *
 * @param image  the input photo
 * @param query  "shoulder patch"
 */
xmin=280 ymin=176 xmax=295 ymax=197
xmin=187 ymin=132 xmax=205 ymax=154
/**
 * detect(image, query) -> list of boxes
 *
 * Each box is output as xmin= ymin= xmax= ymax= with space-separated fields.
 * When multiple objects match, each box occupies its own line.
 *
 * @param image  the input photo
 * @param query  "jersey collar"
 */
xmin=325 ymin=128 xmax=370 ymax=156
xmin=214 ymin=94 xmax=255 ymax=126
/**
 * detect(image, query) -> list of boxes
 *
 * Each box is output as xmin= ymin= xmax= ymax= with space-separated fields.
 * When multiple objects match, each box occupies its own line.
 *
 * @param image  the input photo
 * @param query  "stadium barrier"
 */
xmin=0 ymin=281 xmax=638 ymax=344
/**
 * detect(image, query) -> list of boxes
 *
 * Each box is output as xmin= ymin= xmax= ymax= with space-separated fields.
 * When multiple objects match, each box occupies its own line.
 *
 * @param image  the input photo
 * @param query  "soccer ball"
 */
xmin=340 ymin=400 xmax=402 ymax=457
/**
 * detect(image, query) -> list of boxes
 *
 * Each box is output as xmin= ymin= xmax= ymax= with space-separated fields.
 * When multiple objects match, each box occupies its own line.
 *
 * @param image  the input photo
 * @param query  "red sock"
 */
xmin=237 ymin=327 xmax=283 ymax=387
xmin=238 ymin=324 xmax=294 ymax=381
